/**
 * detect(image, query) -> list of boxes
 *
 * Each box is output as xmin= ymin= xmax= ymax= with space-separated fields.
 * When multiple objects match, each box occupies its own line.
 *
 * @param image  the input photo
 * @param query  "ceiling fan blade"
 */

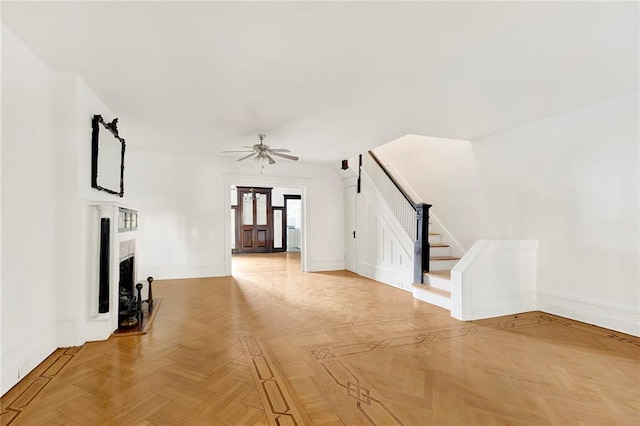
xmin=237 ymin=152 xmax=256 ymax=161
xmin=268 ymin=148 xmax=290 ymax=153
xmin=222 ymin=150 xmax=254 ymax=153
xmin=270 ymin=152 xmax=299 ymax=161
xmin=265 ymin=153 xmax=276 ymax=165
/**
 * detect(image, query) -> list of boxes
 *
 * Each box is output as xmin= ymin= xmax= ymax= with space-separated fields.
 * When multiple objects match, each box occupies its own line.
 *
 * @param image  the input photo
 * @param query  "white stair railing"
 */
xmin=361 ymin=152 xmax=415 ymax=239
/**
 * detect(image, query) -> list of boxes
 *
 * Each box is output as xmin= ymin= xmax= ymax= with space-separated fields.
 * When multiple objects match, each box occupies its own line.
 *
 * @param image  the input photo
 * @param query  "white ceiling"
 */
xmin=2 ymin=2 xmax=638 ymax=164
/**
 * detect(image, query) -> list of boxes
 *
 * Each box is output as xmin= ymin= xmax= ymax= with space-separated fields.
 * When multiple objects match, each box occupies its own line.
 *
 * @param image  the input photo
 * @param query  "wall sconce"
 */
xmin=341 ymin=159 xmax=349 ymax=170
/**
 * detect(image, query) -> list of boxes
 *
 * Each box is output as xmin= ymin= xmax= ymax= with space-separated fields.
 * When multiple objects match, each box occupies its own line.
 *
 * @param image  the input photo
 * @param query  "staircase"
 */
xmin=412 ymin=228 xmax=460 ymax=311
xmin=359 ymin=151 xmax=461 ymax=311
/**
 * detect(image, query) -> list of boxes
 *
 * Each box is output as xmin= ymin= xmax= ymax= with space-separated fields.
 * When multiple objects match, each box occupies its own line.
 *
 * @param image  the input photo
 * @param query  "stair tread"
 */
xmin=411 ymin=284 xmax=451 ymax=298
xmin=430 ymin=256 xmax=460 ymax=261
xmin=430 ymin=243 xmax=450 ymax=248
xmin=425 ymin=270 xmax=451 ymax=279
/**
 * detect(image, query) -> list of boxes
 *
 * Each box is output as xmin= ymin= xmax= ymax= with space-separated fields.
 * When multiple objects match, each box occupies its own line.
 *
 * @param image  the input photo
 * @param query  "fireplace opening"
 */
xmin=113 ymin=237 xmax=158 ymax=336
xmin=119 ymin=254 xmax=137 ymax=327
xmin=118 ymin=238 xmax=138 ymax=328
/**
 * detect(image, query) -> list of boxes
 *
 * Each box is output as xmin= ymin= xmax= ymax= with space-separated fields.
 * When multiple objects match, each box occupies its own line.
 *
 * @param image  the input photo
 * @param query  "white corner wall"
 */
xmin=374 ymin=93 xmax=639 ymax=336
xmin=482 ymin=94 xmax=638 ymax=336
xmin=1 ymin=23 xmax=131 ymax=395
xmin=1 ymin=24 xmax=58 ymax=395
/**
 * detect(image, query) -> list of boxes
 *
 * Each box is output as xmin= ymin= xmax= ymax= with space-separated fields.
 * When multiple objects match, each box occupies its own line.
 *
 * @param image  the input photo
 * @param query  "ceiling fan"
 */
xmin=222 ymin=134 xmax=299 ymax=164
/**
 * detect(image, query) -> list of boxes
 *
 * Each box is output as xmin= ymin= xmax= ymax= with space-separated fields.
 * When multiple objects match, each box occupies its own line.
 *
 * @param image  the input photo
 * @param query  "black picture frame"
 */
xmin=91 ymin=114 xmax=125 ymax=197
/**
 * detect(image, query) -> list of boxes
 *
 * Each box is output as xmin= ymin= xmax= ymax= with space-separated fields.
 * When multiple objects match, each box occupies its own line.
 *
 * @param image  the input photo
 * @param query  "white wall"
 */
xmin=1 ymin=25 xmax=58 ymax=394
xmin=126 ymin=151 xmax=345 ymax=279
xmin=374 ymin=93 xmax=639 ymax=335
xmin=1 ymin=24 xmax=131 ymax=394
xmin=272 ymin=187 xmax=302 ymax=206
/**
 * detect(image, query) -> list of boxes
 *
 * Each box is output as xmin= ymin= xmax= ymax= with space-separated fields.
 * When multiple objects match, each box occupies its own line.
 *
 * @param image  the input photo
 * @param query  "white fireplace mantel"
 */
xmin=84 ymin=201 xmax=139 ymax=342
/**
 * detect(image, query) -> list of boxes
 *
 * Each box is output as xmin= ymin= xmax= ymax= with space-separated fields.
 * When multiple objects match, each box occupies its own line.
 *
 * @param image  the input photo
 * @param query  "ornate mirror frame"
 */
xmin=91 ymin=114 xmax=126 ymax=197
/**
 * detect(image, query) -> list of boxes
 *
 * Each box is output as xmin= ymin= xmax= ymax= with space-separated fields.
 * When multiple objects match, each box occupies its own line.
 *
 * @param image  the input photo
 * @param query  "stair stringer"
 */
xmin=357 ymin=170 xmax=414 ymax=291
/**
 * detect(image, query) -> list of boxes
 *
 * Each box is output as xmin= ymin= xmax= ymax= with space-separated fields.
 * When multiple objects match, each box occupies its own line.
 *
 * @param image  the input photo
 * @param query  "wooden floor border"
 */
xmin=241 ymin=310 xmax=640 ymax=424
xmin=1 ymin=347 xmax=82 ymax=426
xmin=1 ymin=302 xmax=162 ymax=425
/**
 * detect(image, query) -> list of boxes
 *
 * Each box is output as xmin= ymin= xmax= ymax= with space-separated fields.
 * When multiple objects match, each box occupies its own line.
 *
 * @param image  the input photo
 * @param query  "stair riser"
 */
xmin=430 ymin=246 xmax=450 ymax=257
xmin=429 ymin=259 xmax=459 ymax=271
xmin=424 ymin=275 xmax=452 ymax=292
xmin=428 ymin=234 xmax=442 ymax=245
xmin=412 ymin=288 xmax=451 ymax=310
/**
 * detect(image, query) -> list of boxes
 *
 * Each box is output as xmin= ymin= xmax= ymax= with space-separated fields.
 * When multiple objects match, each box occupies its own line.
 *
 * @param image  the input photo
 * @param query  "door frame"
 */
xmin=224 ymin=174 xmax=310 ymax=275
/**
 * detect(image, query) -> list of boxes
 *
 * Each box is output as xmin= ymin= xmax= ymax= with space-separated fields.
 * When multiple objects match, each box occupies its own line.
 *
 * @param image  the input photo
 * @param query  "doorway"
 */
xmin=224 ymin=175 xmax=311 ymax=276
xmin=284 ymin=195 xmax=302 ymax=252
xmin=234 ymin=187 xmax=273 ymax=253
xmin=225 ymin=178 xmax=308 ymax=275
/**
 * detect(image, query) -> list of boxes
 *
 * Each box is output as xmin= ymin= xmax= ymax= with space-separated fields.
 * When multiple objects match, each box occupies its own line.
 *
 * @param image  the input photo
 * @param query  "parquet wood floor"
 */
xmin=2 ymin=252 xmax=639 ymax=425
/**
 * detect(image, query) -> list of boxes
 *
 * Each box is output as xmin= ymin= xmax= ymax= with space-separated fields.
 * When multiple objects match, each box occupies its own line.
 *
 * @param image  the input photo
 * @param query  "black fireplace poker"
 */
xmin=139 ymin=276 xmax=154 ymax=312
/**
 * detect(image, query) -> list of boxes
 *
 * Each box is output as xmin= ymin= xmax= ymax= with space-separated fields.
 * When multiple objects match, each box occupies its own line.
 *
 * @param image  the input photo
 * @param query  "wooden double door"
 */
xmin=235 ymin=187 xmax=273 ymax=253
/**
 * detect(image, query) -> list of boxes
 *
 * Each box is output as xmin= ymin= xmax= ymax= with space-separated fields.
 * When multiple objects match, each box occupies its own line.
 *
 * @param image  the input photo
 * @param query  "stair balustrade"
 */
xmin=361 ymin=151 xmax=431 ymax=282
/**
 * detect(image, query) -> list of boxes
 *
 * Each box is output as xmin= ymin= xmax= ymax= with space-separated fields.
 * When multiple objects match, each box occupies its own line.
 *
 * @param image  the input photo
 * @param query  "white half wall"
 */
xmin=451 ymin=240 xmax=538 ymax=321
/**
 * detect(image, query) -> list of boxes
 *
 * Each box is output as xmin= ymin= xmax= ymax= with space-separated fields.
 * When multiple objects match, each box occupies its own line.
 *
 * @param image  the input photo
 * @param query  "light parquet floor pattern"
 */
xmin=2 ymin=252 xmax=639 ymax=425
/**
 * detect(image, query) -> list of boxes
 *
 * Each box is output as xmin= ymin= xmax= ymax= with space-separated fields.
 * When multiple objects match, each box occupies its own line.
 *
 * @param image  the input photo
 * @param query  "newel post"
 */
xmin=414 ymin=203 xmax=432 ymax=283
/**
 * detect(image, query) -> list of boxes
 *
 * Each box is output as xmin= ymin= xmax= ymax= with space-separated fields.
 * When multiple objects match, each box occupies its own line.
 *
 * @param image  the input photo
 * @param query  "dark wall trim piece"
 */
xmin=98 ymin=218 xmax=110 ymax=313
xmin=414 ymin=203 xmax=432 ymax=283
xmin=357 ymin=154 xmax=362 ymax=193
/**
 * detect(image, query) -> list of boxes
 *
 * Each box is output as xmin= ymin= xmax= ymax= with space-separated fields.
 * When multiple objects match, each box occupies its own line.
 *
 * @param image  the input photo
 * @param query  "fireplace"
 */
xmin=87 ymin=203 xmax=157 ymax=341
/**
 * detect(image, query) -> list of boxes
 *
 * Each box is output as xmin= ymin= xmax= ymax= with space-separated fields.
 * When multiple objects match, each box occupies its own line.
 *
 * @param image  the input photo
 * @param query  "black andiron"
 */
xmin=118 ymin=276 xmax=155 ymax=328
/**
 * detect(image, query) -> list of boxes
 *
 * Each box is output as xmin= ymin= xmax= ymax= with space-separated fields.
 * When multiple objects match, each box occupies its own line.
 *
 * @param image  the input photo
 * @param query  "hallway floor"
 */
xmin=2 ymin=253 xmax=639 ymax=424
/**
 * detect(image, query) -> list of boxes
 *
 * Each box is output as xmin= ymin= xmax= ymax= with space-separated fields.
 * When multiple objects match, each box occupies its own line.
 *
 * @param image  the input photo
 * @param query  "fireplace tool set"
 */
xmin=119 ymin=276 xmax=154 ymax=328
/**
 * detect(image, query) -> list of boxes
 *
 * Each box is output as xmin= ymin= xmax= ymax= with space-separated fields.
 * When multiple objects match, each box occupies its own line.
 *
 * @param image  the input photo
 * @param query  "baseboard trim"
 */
xmin=538 ymin=293 xmax=640 ymax=337
xmin=307 ymin=259 xmax=345 ymax=272
xmin=358 ymin=261 xmax=413 ymax=291
xmin=1 ymin=327 xmax=58 ymax=396
xmin=465 ymin=300 xmax=538 ymax=321
xmin=138 ymin=264 xmax=228 ymax=280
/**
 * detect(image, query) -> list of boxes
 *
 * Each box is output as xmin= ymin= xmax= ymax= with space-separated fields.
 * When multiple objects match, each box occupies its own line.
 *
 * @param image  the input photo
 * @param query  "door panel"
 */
xmin=236 ymin=187 xmax=273 ymax=253
xmin=257 ymin=230 xmax=267 ymax=247
xmin=242 ymin=229 xmax=253 ymax=248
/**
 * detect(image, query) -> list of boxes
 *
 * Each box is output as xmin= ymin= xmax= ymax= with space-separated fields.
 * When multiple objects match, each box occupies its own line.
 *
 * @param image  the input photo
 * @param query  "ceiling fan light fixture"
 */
xmin=222 ymin=133 xmax=299 ymax=169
